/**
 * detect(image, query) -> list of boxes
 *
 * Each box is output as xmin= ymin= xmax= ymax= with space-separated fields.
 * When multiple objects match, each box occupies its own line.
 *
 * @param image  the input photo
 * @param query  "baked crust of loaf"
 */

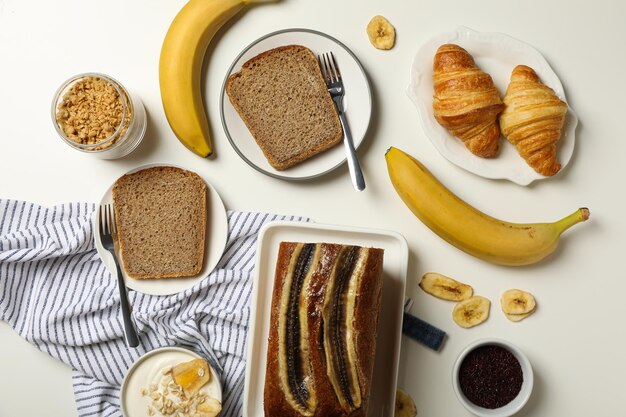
xmin=112 ymin=166 xmax=207 ymax=279
xmin=225 ymin=45 xmax=343 ymax=170
xmin=264 ymin=242 xmax=384 ymax=417
xmin=351 ymin=246 xmax=384 ymax=414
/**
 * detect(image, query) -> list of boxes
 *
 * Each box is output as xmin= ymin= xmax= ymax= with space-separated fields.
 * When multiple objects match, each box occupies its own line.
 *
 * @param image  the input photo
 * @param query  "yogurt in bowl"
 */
xmin=121 ymin=347 xmax=222 ymax=417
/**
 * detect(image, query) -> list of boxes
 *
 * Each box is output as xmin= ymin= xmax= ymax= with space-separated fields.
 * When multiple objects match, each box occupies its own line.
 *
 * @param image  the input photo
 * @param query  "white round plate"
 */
xmin=220 ymin=28 xmax=372 ymax=181
xmin=408 ymin=26 xmax=578 ymax=186
xmin=120 ymin=346 xmax=222 ymax=417
xmin=94 ymin=164 xmax=229 ymax=296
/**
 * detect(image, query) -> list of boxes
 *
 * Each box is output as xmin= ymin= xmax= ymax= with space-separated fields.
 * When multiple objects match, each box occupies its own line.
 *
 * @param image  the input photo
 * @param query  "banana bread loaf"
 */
xmin=264 ymin=242 xmax=384 ymax=417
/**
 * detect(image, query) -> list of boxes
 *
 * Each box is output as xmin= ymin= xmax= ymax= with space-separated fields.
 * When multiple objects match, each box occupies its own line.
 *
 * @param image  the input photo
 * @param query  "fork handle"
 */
xmin=110 ymin=251 xmax=139 ymax=348
xmin=338 ymin=112 xmax=366 ymax=191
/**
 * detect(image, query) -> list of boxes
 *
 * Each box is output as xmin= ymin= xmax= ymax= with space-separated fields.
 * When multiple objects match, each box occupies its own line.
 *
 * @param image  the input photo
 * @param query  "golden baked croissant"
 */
xmin=500 ymin=65 xmax=568 ymax=176
xmin=432 ymin=44 xmax=504 ymax=158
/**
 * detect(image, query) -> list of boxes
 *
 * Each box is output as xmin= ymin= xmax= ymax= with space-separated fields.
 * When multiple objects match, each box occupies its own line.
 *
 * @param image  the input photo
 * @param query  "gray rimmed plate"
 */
xmin=220 ymin=28 xmax=372 ymax=181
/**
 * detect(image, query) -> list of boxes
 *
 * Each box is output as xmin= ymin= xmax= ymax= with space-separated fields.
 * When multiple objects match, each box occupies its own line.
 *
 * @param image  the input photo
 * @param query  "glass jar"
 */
xmin=51 ymin=73 xmax=147 ymax=159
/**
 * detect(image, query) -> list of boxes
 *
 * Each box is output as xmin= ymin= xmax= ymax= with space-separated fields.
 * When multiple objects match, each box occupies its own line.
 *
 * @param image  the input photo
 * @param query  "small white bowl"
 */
xmin=120 ymin=346 xmax=222 ymax=417
xmin=452 ymin=338 xmax=533 ymax=417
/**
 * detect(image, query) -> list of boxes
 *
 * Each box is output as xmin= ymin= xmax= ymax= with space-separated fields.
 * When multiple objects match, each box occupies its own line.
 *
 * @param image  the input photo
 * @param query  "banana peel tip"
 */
xmin=581 ymin=207 xmax=590 ymax=220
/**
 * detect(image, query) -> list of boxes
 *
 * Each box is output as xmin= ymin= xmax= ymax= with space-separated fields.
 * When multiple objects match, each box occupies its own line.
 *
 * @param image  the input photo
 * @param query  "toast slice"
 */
xmin=112 ymin=166 xmax=207 ymax=279
xmin=226 ymin=45 xmax=343 ymax=170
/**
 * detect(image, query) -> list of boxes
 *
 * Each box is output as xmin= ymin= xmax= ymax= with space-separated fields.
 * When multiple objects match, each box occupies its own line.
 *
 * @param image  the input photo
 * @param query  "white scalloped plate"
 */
xmin=408 ymin=26 xmax=578 ymax=186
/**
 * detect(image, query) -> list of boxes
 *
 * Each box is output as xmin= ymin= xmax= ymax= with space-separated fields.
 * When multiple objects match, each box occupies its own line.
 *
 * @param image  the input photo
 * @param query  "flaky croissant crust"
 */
xmin=432 ymin=44 xmax=504 ymax=158
xmin=500 ymin=65 xmax=568 ymax=176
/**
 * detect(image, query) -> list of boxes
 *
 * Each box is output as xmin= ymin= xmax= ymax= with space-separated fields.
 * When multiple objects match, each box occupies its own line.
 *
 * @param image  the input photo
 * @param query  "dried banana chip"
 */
xmin=501 ymin=289 xmax=536 ymax=315
xmin=419 ymin=272 xmax=473 ymax=301
xmin=366 ymin=15 xmax=396 ymax=50
xmin=453 ymin=296 xmax=490 ymax=328
xmin=505 ymin=310 xmax=535 ymax=322
xmin=395 ymin=388 xmax=417 ymax=417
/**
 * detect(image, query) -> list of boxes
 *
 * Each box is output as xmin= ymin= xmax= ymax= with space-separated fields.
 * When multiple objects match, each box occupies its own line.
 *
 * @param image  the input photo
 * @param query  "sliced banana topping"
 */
xmin=277 ymin=243 xmax=318 ymax=416
xmin=323 ymin=246 xmax=363 ymax=412
xmin=395 ymin=388 xmax=417 ymax=417
xmin=419 ymin=272 xmax=473 ymax=301
xmin=366 ymin=15 xmax=396 ymax=50
xmin=501 ymin=289 xmax=536 ymax=315
xmin=453 ymin=296 xmax=490 ymax=328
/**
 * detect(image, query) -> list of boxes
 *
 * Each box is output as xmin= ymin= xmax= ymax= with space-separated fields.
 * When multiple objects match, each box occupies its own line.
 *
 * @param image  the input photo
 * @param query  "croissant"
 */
xmin=432 ymin=44 xmax=504 ymax=158
xmin=500 ymin=65 xmax=568 ymax=176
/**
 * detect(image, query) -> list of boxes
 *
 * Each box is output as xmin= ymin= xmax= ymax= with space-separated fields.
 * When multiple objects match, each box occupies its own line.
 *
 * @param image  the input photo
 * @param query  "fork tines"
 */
xmin=99 ymin=204 xmax=115 ymax=236
xmin=318 ymin=52 xmax=341 ymax=83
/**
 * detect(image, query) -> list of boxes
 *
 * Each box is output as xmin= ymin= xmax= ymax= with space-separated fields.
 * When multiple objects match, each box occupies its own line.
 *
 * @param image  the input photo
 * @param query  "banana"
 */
xmin=419 ymin=272 xmax=473 ymax=301
xmin=501 ymin=289 xmax=536 ymax=322
xmin=197 ymin=397 xmax=222 ymax=417
xmin=505 ymin=310 xmax=534 ymax=322
xmin=159 ymin=0 xmax=269 ymax=157
xmin=385 ymin=147 xmax=590 ymax=266
xmin=172 ymin=358 xmax=211 ymax=397
xmin=366 ymin=15 xmax=396 ymax=50
xmin=500 ymin=289 xmax=536 ymax=315
xmin=395 ymin=388 xmax=417 ymax=417
xmin=453 ymin=296 xmax=490 ymax=328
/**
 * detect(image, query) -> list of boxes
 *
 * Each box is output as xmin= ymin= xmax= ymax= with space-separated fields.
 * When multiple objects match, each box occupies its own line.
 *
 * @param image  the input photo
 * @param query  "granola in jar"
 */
xmin=52 ymin=73 xmax=146 ymax=159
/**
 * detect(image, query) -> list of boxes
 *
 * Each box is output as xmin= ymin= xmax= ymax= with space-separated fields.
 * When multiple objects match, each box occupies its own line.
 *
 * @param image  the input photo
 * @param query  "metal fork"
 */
xmin=319 ymin=52 xmax=366 ymax=191
xmin=99 ymin=204 xmax=139 ymax=348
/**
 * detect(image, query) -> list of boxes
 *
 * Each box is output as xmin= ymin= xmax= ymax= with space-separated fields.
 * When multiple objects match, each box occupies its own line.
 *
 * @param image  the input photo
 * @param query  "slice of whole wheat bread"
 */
xmin=225 ymin=45 xmax=343 ymax=170
xmin=112 ymin=166 xmax=207 ymax=279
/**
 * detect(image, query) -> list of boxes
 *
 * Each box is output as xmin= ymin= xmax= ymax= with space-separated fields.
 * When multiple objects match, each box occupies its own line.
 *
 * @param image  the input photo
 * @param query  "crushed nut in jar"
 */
xmin=55 ymin=76 xmax=132 ymax=150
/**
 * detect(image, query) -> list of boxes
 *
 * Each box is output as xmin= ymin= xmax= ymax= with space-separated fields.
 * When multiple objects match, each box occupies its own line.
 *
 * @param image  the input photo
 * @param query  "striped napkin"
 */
xmin=0 ymin=199 xmax=307 ymax=417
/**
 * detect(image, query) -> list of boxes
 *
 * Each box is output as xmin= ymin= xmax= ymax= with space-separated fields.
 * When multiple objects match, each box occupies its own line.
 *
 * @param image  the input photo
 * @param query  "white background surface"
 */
xmin=0 ymin=0 xmax=623 ymax=416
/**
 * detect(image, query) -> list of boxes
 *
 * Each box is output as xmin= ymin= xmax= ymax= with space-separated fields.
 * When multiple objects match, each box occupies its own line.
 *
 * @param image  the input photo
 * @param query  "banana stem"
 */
xmin=554 ymin=208 xmax=590 ymax=234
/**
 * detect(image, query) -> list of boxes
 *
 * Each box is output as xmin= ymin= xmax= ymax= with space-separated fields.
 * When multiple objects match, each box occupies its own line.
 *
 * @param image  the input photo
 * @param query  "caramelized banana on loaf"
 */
xmin=264 ymin=242 xmax=384 ymax=417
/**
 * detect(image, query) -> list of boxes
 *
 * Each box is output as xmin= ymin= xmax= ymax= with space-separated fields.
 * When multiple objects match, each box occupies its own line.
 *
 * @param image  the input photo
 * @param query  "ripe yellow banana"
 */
xmin=385 ymin=147 xmax=590 ymax=266
xmin=159 ymin=0 xmax=268 ymax=157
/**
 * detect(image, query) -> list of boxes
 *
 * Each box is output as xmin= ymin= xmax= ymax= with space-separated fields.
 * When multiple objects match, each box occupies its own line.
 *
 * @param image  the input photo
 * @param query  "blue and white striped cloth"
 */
xmin=0 ymin=199 xmax=307 ymax=417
